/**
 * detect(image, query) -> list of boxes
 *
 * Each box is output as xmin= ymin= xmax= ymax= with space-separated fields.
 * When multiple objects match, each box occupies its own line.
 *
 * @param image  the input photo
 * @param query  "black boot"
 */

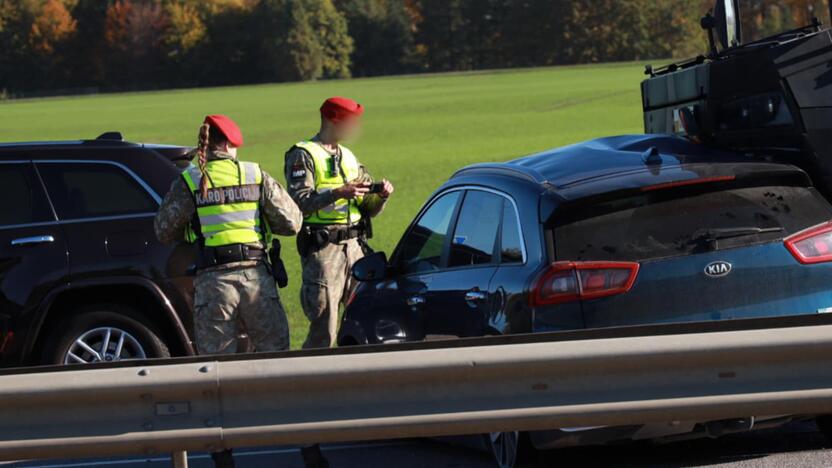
xmin=300 ymin=444 xmax=330 ymax=468
xmin=211 ymin=449 xmax=235 ymax=468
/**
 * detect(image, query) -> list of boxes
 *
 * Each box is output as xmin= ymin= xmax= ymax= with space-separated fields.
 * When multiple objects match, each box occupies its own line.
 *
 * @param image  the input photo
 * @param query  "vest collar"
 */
xmin=311 ymin=134 xmax=340 ymax=155
xmin=207 ymin=150 xmax=237 ymax=162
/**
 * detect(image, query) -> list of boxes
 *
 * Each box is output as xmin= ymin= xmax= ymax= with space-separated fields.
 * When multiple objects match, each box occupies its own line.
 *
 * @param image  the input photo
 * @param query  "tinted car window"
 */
xmin=449 ymin=191 xmax=502 ymax=267
xmin=37 ymin=163 xmax=157 ymax=220
xmin=555 ymin=185 xmax=832 ymax=262
xmin=398 ymin=191 xmax=461 ymax=274
xmin=500 ymin=200 xmax=524 ymax=264
xmin=0 ymin=164 xmax=53 ymax=227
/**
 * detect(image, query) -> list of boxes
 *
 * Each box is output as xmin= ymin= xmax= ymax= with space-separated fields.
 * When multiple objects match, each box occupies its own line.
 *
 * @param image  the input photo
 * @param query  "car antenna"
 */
xmin=642 ymin=147 xmax=662 ymax=165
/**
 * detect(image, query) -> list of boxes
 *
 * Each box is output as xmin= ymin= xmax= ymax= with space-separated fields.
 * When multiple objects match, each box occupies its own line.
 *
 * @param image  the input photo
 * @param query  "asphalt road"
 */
xmin=5 ymin=423 xmax=832 ymax=468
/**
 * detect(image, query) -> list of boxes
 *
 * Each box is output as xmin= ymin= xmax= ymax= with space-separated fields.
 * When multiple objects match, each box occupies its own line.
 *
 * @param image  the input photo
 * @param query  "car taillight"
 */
xmin=785 ymin=221 xmax=832 ymax=264
xmin=530 ymin=261 xmax=640 ymax=306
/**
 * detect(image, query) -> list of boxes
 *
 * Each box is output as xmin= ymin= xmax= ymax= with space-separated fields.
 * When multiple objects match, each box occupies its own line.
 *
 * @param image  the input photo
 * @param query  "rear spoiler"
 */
xmin=540 ymin=162 xmax=814 ymax=225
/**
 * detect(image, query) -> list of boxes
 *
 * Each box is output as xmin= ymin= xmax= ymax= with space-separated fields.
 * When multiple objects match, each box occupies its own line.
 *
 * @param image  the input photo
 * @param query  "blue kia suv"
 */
xmin=342 ymin=134 xmax=832 ymax=345
xmin=339 ymin=134 xmax=832 ymax=464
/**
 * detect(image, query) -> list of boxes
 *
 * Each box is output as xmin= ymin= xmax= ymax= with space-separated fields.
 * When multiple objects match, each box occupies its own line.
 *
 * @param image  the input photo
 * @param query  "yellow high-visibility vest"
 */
xmin=296 ymin=141 xmax=362 ymax=225
xmin=181 ymin=159 xmax=264 ymax=246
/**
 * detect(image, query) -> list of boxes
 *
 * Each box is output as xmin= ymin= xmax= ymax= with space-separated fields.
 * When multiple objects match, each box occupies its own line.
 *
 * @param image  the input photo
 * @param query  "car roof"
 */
xmin=0 ymin=136 xmax=191 ymax=197
xmin=452 ymin=134 xmax=811 ymax=202
xmin=0 ymin=132 xmax=189 ymax=155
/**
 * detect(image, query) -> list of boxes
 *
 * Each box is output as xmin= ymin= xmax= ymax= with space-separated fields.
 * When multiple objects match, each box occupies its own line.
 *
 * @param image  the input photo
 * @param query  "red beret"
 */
xmin=320 ymin=97 xmax=364 ymax=123
xmin=204 ymin=114 xmax=244 ymax=148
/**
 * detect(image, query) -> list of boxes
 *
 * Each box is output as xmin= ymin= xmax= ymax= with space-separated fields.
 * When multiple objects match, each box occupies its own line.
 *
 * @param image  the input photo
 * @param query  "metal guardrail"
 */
xmin=2 ymin=323 xmax=832 ymax=462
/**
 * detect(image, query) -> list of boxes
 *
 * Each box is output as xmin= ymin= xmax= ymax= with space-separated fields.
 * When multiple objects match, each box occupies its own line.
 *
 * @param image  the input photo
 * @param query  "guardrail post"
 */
xmin=171 ymin=451 xmax=188 ymax=468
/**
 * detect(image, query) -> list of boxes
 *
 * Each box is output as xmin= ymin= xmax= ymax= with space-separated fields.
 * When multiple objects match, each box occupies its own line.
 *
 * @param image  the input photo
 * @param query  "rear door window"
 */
xmin=448 ymin=191 xmax=503 ymax=267
xmin=555 ymin=185 xmax=832 ymax=262
xmin=0 ymin=163 xmax=54 ymax=227
xmin=36 ymin=163 xmax=158 ymax=220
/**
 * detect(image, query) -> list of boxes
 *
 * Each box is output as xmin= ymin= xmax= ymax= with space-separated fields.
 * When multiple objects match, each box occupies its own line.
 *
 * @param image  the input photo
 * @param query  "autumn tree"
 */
xmin=103 ymin=0 xmax=169 ymax=88
xmin=256 ymin=0 xmax=352 ymax=82
xmin=161 ymin=1 xmax=205 ymax=85
xmin=6 ymin=0 xmax=822 ymax=96
xmin=335 ymin=0 xmax=416 ymax=76
xmin=197 ymin=0 xmax=260 ymax=86
xmin=29 ymin=0 xmax=76 ymax=55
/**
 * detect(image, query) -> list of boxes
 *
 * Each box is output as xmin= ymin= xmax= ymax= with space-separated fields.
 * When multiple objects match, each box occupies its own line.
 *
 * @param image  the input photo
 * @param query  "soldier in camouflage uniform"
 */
xmin=285 ymin=97 xmax=393 ymax=468
xmin=285 ymin=97 xmax=393 ymax=351
xmin=155 ymin=115 xmax=302 ymax=468
xmin=156 ymin=115 xmax=301 ymax=354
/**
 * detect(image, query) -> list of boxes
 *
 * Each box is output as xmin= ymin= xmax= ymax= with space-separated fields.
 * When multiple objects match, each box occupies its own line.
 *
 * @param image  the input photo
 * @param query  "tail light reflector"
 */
xmin=531 ymin=261 xmax=640 ymax=306
xmin=785 ymin=221 xmax=832 ymax=264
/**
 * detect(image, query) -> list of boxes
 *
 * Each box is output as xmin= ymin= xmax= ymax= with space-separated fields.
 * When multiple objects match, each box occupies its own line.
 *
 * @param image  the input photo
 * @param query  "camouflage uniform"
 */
xmin=155 ymin=150 xmax=302 ymax=354
xmin=285 ymin=139 xmax=387 ymax=349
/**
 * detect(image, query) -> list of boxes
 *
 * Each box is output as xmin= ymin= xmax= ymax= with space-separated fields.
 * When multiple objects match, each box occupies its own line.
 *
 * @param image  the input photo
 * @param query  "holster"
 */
xmin=268 ymin=240 xmax=289 ymax=289
xmin=358 ymin=217 xmax=374 ymax=256
xmin=297 ymin=225 xmax=331 ymax=257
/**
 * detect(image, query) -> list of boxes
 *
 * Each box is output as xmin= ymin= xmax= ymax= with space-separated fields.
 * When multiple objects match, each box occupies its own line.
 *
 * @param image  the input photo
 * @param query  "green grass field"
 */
xmin=0 ymin=62 xmax=649 ymax=348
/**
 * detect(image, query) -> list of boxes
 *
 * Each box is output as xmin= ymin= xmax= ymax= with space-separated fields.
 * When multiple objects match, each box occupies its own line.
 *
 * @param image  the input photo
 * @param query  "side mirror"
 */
xmin=353 ymin=252 xmax=389 ymax=282
xmin=713 ymin=0 xmax=741 ymax=49
xmin=673 ymin=106 xmax=701 ymax=139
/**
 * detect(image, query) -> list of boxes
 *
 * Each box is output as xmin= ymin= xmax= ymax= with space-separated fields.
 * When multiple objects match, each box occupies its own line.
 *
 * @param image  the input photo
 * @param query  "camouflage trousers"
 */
xmin=300 ymin=238 xmax=364 ymax=349
xmin=194 ymin=263 xmax=290 ymax=355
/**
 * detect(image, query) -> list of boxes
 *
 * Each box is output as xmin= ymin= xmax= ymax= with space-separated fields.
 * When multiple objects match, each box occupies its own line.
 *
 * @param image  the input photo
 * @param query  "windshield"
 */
xmin=554 ymin=185 xmax=832 ymax=262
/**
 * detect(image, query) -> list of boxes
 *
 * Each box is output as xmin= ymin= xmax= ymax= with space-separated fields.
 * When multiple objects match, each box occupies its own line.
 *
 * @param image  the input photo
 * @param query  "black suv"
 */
xmin=0 ymin=133 xmax=197 ymax=367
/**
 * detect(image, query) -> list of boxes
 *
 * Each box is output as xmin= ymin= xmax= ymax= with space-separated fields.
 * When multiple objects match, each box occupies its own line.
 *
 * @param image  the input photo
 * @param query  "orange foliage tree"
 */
xmin=29 ymin=0 xmax=76 ymax=55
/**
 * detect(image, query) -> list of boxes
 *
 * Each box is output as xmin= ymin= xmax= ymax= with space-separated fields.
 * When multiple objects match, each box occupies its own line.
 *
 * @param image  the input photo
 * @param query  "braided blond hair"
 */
xmin=196 ymin=123 xmax=211 ymax=197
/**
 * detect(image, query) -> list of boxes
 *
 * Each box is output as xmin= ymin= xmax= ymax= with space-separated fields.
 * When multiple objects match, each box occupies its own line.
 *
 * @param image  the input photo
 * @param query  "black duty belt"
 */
xmin=199 ymin=244 xmax=265 ymax=269
xmin=304 ymin=224 xmax=364 ymax=244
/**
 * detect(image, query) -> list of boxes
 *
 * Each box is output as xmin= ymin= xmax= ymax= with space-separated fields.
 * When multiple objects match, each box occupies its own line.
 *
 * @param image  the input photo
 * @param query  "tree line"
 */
xmin=0 ymin=0 xmax=827 ymax=97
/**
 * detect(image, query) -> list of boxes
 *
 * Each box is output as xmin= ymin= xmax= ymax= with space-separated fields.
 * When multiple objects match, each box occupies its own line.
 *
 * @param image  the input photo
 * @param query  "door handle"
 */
xmin=465 ymin=290 xmax=487 ymax=302
xmin=406 ymin=295 xmax=426 ymax=307
xmin=11 ymin=235 xmax=55 ymax=247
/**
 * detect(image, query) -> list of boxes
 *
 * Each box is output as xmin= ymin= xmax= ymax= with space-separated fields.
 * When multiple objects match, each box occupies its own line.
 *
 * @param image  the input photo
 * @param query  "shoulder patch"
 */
xmin=291 ymin=163 xmax=307 ymax=179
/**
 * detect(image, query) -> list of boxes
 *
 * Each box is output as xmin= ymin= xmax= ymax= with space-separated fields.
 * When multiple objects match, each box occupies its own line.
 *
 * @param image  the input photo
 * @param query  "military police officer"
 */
xmin=155 ymin=115 xmax=302 ymax=468
xmin=285 ymin=97 xmax=394 ymax=350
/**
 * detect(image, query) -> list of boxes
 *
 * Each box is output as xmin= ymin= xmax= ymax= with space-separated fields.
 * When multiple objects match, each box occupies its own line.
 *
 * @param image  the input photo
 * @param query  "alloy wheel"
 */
xmin=488 ymin=431 xmax=519 ymax=468
xmin=63 ymin=327 xmax=147 ymax=364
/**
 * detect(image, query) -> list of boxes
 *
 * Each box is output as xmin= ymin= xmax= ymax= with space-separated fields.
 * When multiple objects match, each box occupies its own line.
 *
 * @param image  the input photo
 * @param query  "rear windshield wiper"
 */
xmin=704 ymin=227 xmax=784 ymax=241
xmin=687 ymin=226 xmax=784 ymax=253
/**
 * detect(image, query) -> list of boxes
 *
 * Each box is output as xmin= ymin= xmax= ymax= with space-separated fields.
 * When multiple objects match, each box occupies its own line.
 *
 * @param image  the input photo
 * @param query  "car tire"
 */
xmin=44 ymin=306 xmax=170 ymax=365
xmin=817 ymin=415 xmax=832 ymax=443
xmin=483 ymin=431 xmax=520 ymax=468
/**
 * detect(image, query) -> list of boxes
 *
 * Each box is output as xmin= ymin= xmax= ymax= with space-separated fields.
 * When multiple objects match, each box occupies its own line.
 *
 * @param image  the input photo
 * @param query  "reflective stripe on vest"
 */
xmin=181 ymin=159 xmax=264 ymax=247
xmin=295 ymin=141 xmax=362 ymax=225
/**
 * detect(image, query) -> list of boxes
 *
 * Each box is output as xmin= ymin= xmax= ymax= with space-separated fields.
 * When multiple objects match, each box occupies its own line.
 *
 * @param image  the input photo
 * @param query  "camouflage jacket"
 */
xmin=284 ymin=137 xmax=387 ymax=221
xmin=155 ymin=150 xmax=303 ymax=248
